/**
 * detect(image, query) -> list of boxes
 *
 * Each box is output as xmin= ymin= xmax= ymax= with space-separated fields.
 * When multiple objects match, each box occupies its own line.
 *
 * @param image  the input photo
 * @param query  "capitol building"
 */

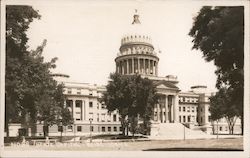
xmin=7 ymin=11 xmax=241 ymax=138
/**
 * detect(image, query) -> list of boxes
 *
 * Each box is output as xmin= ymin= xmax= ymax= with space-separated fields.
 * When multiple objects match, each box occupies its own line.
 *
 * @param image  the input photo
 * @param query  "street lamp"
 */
xmin=89 ymin=118 xmax=93 ymax=143
xmin=183 ymin=123 xmax=186 ymax=140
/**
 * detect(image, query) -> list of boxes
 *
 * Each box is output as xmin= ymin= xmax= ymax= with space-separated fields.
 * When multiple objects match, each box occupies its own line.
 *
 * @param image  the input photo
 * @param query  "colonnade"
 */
xmin=116 ymin=58 xmax=158 ymax=76
xmin=66 ymin=99 xmax=87 ymax=121
xmin=155 ymin=95 xmax=179 ymax=123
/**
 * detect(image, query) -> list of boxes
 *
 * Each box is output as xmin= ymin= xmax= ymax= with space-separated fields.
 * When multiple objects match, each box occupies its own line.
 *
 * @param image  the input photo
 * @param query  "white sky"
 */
xmin=26 ymin=1 xmax=218 ymax=92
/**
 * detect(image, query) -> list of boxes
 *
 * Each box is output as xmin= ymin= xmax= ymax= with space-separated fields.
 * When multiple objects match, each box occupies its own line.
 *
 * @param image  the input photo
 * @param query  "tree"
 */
xmin=102 ymin=73 xmax=158 ymax=136
xmin=5 ymin=6 xmax=73 ymax=137
xmin=189 ymin=6 xmax=244 ymax=134
xmin=210 ymin=88 xmax=239 ymax=134
xmin=5 ymin=5 xmax=41 ymax=137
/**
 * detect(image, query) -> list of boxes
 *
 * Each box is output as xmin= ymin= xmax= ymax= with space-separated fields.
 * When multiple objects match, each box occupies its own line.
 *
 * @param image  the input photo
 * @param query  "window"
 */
xmin=219 ymin=126 xmax=222 ymax=131
xmin=89 ymin=113 xmax=93 ymax=119
xmin=179 ymin=116 xmax=181 ymax=122
xmin=90 ymin=126 xmax=94 ymax=132
xmin=101 ymin=114 xmax=105 ymax=122
xmin=192 ymin=107 xmax=195 ymax=112
xmin=200 ymin=108 xmax=203 ymax=112
xmin=66 ymin=100 xmax=73 ymax=108
xmin=67 ymin=88 xmax=72 ymax=94
xmin=68 ymin=125 xmax=73 ymax=130
xmin=89 ymin=90 xmax=93 ymax=96
xmin=89 ymin=102 xmax=93 ymax=108
xmin=108 ymin=127 xmax=111 ymax=132
xmin=76 ymin=112 xmax=81 ymax=120
xmin=114 ymin=127 xmax=117 ymax=132
xmin=187 ymin=107 xmax=190 ymax=112
xmin=77 ymin=88 xmax=81 ymax=95
xmin=77 ymin=126 xmax=82 ymax=132
xmin=58 ymin=126 xmax=63 ymax=132
xmin=97 ymin=103 xmax=99 ymax=109
xmin=76 ymin=101 xmax=81 ymax=108
xmin=119 ymin=127 xmax=122 ymax=131
xmin=101 ymin=103 xmax=106 ymax=109
xmin=97 ymin=113 xmax=100 ymax=122
xmin=183 ymin=107 xmax=186 ymax=112
xmin=102 ymin=127 xmax=105 ymax=132
xmin=188 ymin=116 xmax=191 ymax=122
xmin=107 ymin=114 xmax=111 ymax=122
xmin=113 ymin=114 xmax=117 ymax=122
xmin=183 ymin=116 xmax=186 ymax=122
xmin=179 ymin=107 xmax=181 ymax=112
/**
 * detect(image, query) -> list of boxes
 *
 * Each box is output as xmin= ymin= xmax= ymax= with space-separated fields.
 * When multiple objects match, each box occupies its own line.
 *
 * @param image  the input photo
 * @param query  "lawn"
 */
xmin=4 ymin=137 xmax=243 ymax=151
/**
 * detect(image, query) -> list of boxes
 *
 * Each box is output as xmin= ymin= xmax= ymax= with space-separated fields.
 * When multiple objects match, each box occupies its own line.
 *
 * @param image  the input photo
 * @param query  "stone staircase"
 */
xmin=149 ymin=123 xmax=214 ymax=140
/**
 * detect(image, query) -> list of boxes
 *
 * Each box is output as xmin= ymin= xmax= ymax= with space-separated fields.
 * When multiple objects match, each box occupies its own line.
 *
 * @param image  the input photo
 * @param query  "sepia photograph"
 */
xmin=0 ymin=0 xmax=249 ymax=157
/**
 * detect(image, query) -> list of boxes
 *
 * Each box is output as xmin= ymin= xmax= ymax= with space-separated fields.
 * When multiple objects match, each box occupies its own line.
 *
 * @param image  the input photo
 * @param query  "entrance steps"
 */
xmin=149 ymin=123 xmax=214 ymax=140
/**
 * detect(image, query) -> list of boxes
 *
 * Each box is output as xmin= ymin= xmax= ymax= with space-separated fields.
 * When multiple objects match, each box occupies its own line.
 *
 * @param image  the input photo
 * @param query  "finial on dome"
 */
xmin=132 ymin=9 xmax=141 ymax=24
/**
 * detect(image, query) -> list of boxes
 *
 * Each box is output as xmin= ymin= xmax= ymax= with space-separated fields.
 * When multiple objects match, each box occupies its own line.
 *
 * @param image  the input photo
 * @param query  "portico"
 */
xmin=154 ymin=80 xmax=180 ymax=123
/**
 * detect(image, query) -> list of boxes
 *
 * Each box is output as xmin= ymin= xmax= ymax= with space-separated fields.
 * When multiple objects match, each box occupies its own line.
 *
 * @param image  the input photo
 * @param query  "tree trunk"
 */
xmin=126 ymin=125 xmax=129 ymax=136
xmin=241 ymin=116 xmax=243 ymax=135
xmin=5 ymin=119 xmax=10 ymax=138
xmin=120 ymin=116 xmax=126 ymax=136
xmin=43 ymin=123 xmax=48 ymax=138
xmin=211 ymin=122 xmax=215 ymax=135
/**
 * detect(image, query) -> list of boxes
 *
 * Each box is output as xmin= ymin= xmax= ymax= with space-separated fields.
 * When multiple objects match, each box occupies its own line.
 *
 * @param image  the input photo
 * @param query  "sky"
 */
xmin=26 ymin=1 xmax=218 ymax=92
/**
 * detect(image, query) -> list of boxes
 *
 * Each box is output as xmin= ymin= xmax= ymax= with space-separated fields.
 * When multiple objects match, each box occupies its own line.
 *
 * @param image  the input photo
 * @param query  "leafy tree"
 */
xmin=189 ymin=6 xmax=244 ymax=134
xmin=5 ymin=5 xmax=41 ymax=137
xmin=210 ymin=88 xmax=239 ymax=134
xmin=102 ymin=73 xmax=158 ymax=136
xmin=5 ymin=5 xmax=73 ymax=137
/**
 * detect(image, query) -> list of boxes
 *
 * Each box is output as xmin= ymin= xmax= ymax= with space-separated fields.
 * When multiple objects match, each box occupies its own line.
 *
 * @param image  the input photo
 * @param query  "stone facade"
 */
xmin=7 ymin=11 xmax=242 ymax=137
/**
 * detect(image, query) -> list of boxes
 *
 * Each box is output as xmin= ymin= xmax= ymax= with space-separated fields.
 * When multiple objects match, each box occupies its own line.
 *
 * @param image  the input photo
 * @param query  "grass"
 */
xmin=4 ymin=137 xmax=243 ymax=151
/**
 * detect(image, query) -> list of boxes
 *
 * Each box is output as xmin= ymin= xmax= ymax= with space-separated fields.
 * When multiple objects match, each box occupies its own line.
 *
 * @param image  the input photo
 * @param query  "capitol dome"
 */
xmin=115 ymin=10 xmax=159 ymax=77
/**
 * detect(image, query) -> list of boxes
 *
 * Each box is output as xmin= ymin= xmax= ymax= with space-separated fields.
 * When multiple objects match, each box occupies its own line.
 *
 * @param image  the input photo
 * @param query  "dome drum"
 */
xmin=115 ymin=55 xmax=159 ymax=76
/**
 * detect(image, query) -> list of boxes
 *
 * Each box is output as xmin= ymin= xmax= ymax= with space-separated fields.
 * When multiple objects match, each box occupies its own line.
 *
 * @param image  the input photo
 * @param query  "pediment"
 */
xmin=157 ymin=84 xmax=169 ymax=89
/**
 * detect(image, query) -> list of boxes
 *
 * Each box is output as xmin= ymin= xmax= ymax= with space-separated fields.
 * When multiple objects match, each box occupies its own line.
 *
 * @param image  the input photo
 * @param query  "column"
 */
xmin=132 ymin=58 xmax=134 ymax=74
xmin=122 ymin=61 xmax=124 ymax=74
xmin=82 ymin=100 xmax=86 ymax=120
xmin=138 ymin=58 xmax=140 ymax=73
xmin=148 ymin=59 xmax=150 ymax=74
xmin=174 ymin=95 xmax=179 ymax=123
xmin=149 ymin=60 xmax=151 ymax=75
xmin=116 ymin=63 xmax=118 ymax=73
xmin=72 ymin=99 xmax=76 ymax=120
xmin=171 ymin=96 xmax=174 ymax=122
xmin=126 ymin=59 xmax=129 ymax=74
xmin=161 ymin=103 xmax=164 ymax=123
xmin=165 ymin=95 xmax=169 ymax=123
xmin=157 ymin=104 xmax=160 ymax=122
xmin=85 ymin=98 xmax=89 ymax=120
xmin=156 ymin=62 xmax=158 ymax=76
xmin=150 ymin=60 xmax=154 ymax=75
xmin=153 ymin=61 xmax=156 ymax=75
xmin=143 ymin=59 xmax=146 ymax=74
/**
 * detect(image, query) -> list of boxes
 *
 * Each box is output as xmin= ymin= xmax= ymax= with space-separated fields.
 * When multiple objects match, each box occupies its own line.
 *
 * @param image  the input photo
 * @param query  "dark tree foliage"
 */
xmin=5 ymin=6 xmax=73 ymax=137
xmin=102 ymin=73 xmax=158 ymax=136
xmin=189 ymin=6 xmax=244 ymax=134
xmin=210 ymin=88 xmax=239 ymax=134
